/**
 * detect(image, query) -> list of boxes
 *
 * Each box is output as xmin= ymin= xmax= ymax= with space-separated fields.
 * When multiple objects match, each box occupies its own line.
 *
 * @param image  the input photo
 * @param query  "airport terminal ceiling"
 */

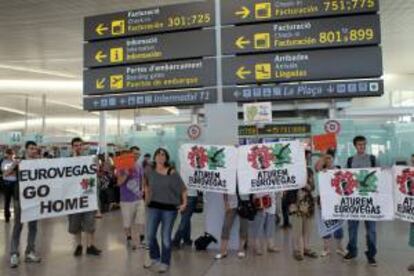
xmin=0 ymin=0 xmax=413 ymax=135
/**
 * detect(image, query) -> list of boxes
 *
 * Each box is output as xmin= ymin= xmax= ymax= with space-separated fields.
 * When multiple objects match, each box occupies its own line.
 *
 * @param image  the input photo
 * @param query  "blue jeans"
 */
xmin=173 ymin=196 xmax=197 ymax=245
xmin=147 ymin=208 xmax=178 ymax=266
xmin=347 ymin=220 xmax=377 ymax=258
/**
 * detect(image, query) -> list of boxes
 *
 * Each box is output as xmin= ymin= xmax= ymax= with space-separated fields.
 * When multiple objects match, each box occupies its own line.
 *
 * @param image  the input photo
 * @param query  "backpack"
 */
xmin=347 ymin=155 xmax=376 ymax=168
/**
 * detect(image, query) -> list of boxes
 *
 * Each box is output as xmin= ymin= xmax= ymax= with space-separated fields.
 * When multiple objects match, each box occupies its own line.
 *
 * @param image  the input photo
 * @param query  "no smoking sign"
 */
xmin=325 ymin=120 xmax=341 ymax=134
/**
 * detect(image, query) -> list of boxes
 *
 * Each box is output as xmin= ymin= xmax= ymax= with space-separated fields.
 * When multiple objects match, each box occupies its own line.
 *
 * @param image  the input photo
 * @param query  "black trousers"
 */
xmin=3 ymin=181 xmax=17 ymax=220
xmin=282 ymin=194 xmax=290 ymax=226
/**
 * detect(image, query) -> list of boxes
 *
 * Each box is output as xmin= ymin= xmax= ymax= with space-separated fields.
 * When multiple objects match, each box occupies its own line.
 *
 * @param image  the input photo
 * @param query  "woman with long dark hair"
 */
xmin=143 ymin=148 xmax=187 ymax=273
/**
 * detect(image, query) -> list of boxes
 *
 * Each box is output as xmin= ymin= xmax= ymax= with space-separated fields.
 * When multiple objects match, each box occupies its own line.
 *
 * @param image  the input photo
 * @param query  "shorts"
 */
xmin=120 ymin=200 xmax=145 ymax=228
xmin=68 ymin=211 xmax=96 ymax=234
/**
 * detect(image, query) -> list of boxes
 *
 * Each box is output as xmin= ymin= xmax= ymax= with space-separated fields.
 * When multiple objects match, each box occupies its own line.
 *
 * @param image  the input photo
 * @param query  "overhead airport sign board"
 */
xmin=83 ymin=88 xmax=217 ymax=111
xmin=221 ymin=0 xmax=379 ymax=25
xmin=222 ymin=46 xmax=383 ymax=85
xmin=239 ymin=124 xmax=311 ymax=136
xmin=222 ymin=14 xmax=381 ymax=54
xmin=84 ymin=59 xmax=216 ymax=95
xmin=224 ymin=79 xmax=384 ymax=102
xmin=84 ymin=29 xmax=216 ymax=68
xmin=83 ymin=0 xmax=382 ymax=109
xmin=84 ymin=0 xmax=215 ymax=41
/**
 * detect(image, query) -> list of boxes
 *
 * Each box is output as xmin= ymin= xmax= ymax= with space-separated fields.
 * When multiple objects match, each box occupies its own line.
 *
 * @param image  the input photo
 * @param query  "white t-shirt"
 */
xmin=265 ymin=193 xmax=277 ymax=215
xmin=1 ymin=159 xmax=17 ymax=182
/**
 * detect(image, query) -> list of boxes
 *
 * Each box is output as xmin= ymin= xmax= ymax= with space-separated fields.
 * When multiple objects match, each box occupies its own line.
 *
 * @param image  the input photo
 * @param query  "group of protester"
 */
xmin=2 ymin=135 xmax=414 ymax=273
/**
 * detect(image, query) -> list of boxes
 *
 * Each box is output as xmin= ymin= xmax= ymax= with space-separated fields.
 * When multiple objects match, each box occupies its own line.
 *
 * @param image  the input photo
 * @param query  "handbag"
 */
xmin=236 ymin=185 xmax=256 ymax=221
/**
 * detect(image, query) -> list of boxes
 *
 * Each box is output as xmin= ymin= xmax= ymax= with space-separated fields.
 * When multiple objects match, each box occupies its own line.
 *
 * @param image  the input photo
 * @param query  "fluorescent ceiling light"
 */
xmin=0 ymin=106 xmax=36 ymax=117
xmin=0 ymin=80 xmax=82 ymax=91
xmin=0 ymin=117 xmax=134 ymax=131
xmin=0 ymin=64 xmax=77 ymax=79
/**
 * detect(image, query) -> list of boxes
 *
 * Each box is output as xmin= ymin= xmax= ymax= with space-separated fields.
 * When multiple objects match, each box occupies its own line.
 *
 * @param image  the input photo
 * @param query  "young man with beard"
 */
xmin=10 ymin=141 xmax=42 ymax=268
xmin=68 ymin=137 xmax=101 ymax=257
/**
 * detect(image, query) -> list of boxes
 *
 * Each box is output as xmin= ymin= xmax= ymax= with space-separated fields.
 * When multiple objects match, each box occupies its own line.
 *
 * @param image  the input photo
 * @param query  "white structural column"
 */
xmin=24 ymin=95 xmax=29 ymax=136
xmin=41 ymin=94 xmax=46 ymax=135
xmin=99 ymin=111 xmax=107 ymax=155
xmin=203 ymin=0 xmax=239 ymax=249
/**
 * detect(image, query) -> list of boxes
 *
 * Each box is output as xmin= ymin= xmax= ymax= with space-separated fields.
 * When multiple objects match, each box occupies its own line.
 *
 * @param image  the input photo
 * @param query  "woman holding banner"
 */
xmin=250 ymin=193 xmax=280 ymax=255
xmin=286 ymin=167 xmax=318 ymax=261
xmin=143 ymin=148 xmax=187 ymax=273
xmin=315 ymin=152 xmax=346 ymax=257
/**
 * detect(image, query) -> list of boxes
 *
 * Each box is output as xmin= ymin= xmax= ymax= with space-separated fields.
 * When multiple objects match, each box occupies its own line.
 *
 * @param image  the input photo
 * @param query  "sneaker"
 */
xmin=293 ymin=251 xmax=304 ymax=261
xmin=144 ymin=259 xmax=158 ymax=269
xmin=86 ymin=245 xmax=101 ymax=256
xmin=304 ymin=249 xmax=318 ymax=259
xmin=237 ymin=251 xmax=246 ymax=259
xmin=368 ymin=257 xmax=378 ymax=267
xmin=267 ymin=246 xmax=281 ymax=253
xmin=140 ymin=235 xmax=145 ymax=243
xmin=365 ymin=252 xmax=377 ymax=267
xmin=336 ymin=248 xmax=347 ymax=257
xmin=157 ymin=263 xmax=169 ymax=273
xmin=10 ymin=254 xmax=19 ymax=268
xmin=74 ymin=245 xmax=83 ymax=257
xmin=320 ymin=250 xmax=330 ymax=257
xmin=183 ymin=240 xmax=193 ymax=247
xmin=407 ymin=263 xmax=414 ymax=272
xmin=214 ymin=253 xmax=227 ymax=260
xmin=25 ymin=251 xmax=41 ymax=263
xmin=126 ymin=238 xmax=133 ymax=249
xmin=344 ymin=252 xmax=357 ymax=261
xmin=255 ymin=249 xmax=264 ymax=256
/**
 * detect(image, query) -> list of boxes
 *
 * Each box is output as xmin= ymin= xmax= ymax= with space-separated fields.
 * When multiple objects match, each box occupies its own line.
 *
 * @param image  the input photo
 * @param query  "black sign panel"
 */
xmin=222 ymin=14 xmax=380 ymax=54
xmin=84 ymin=58 xmax=216 ymax=95
xmin=224 ymin=79 xmax=384 ymax=102
xmin=83 ymin=88 xmax=217 ymax=111
xmin=84 ymin=29 xmax=216 ymax=68
xmin=84 ymin=0 xmax=215 ymax=41
xmin=239 ymin=124 xmax=311 ymax=136
xmin=222 ymin=46 xmax=382 ymax=85
xmin=222 ymin=0 xmax=379 ymax=25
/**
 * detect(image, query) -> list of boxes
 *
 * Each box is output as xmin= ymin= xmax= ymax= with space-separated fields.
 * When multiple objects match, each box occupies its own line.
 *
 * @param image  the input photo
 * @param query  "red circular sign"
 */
xmin=325 ymin=120 xmax=341 ymax=134
xmin=187 ymin=124 xmax=201 ymax=140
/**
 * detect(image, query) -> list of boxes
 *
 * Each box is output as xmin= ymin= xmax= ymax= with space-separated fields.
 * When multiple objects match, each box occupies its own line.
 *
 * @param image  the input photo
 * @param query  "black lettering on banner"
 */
xmin=20 ymin=164 xmax=96 ymax=182
xmin=23 ymin=186 xmax=36 ymax=199
xmin=23 ymin=185 xmax=50 ymax=199
xmin=53 ymin=200 xmax=64 ymax=212
xmin=80 ymin=196 xmax=89 ymax=208
xmin=40 ymin=197 xmax=90 ymax=214
xmin=40 ymin=201 xmax=52 ymax=214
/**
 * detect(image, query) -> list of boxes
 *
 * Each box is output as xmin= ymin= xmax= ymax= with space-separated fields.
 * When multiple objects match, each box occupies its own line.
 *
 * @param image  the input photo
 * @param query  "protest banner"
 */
xmin=179 ymin=144 xmax=238 ymax=194
xmin=319 ymin=168 xmax=394 ymax=221
xmin=316 ymin=210 xmax=344 ymax=238
xmin=19 ymin=156 xmax=98 ymax=222
xmin=237 ymin=140 xmax=307 ymax=194
xmin=393 ymin=166 xmax=414 ymax=222
xmin=114 ymin=153 xmax=136 ymax=171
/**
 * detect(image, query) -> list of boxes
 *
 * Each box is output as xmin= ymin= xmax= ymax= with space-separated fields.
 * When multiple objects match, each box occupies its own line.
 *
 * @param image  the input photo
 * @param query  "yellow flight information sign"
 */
xmin=84 ymin=0 xmax=215 ymax=41
xmin=223 ymin=46 xmax=382 ymax=85
xmin=84 ymin=29 xmax=215 ymax=68
xmin=222 ymin=0 xmax=379 ymax=25
xmin=84 ymin=59 xmax=217 ymax=95
xmin=223 ymin=14 xmax=380 ymax=54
